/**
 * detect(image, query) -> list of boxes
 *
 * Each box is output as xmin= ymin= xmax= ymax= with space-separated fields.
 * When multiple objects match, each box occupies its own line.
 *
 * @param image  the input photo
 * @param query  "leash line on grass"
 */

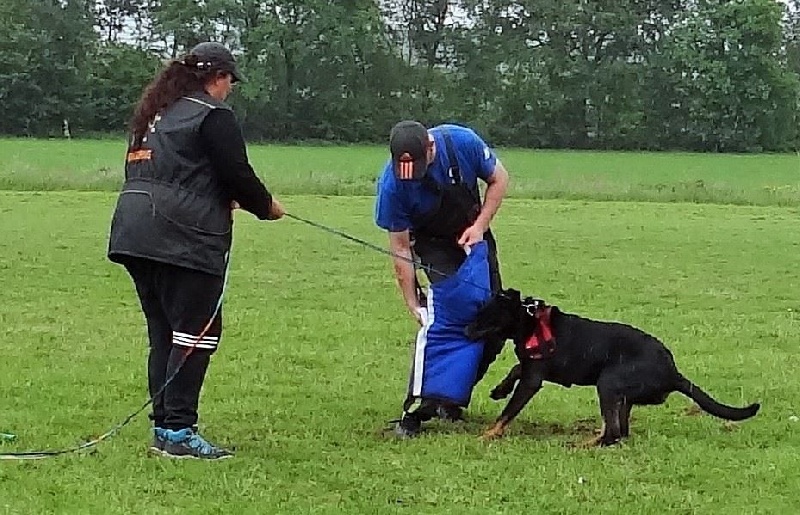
xmin=0 ymin=212 xmax=489 ymax=460
xmin=0 ymin=254 xmax=232 ymax=461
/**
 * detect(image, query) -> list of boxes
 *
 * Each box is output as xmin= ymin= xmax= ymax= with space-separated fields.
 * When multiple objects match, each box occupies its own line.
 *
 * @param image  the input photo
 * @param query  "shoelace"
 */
xmin=187 ymin=434 xmax=220 ymax=455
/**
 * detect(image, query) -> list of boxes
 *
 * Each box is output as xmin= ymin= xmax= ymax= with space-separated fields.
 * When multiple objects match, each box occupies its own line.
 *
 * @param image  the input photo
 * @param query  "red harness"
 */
xmin=524 ymin=306 xmax=556 ymax=359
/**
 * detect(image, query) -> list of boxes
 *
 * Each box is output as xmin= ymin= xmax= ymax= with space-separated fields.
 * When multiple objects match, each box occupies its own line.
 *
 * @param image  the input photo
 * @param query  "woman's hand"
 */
xmin=267 ymin=198 xmax=286 ymax=220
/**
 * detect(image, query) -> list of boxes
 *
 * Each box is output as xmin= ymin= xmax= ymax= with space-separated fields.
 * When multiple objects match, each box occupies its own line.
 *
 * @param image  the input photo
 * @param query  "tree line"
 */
xmin=2 ymin=0 xmax=800 ymax=152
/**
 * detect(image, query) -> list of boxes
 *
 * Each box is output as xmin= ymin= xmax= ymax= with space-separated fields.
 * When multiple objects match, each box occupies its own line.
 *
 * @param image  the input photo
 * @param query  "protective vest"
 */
xmin=108 ymin=93 xmax=233 ymax=276
xmin=410 ymin=130 xmax=482 ymax=268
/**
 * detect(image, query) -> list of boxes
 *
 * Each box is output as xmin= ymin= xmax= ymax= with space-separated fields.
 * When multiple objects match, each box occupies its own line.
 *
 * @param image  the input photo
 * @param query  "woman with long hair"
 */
xmin=108 ymin=42 xmax=284 ymax=459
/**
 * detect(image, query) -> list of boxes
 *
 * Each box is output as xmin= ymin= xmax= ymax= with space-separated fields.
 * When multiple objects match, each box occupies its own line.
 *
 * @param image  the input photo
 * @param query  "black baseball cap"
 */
xmin=389 ymin=120 xmax=430 ymax=180
xmin=188 ymin=42 xmax=246 ymax=83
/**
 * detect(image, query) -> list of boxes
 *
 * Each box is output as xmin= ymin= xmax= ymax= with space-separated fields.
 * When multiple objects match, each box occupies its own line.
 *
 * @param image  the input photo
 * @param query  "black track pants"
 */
xmin=122 ymin=257 xmax=224 ymax=430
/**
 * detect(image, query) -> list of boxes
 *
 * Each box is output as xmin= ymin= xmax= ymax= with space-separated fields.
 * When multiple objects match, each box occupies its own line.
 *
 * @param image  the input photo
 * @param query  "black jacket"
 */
xmin=108 ymin=92 xmax=272 ymax=276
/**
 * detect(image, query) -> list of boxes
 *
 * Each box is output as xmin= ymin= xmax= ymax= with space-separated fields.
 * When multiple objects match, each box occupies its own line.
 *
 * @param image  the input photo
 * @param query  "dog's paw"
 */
xmin=489 ymin=387 xmax=512 ymax=400
xmin=480 ymin=423 xmax=506 ymax=441
xmin=573 ymin=433 xmax=623 ymax=449
xmin=574 ymin=435 xmax=602 ymax=449
xmin=480 ymin=431 xmax=501 ymax=442
xmin=684 ymin=404 xmax=703 ymax=417
xmin=722 ymin=421 xmax=740 ymax=432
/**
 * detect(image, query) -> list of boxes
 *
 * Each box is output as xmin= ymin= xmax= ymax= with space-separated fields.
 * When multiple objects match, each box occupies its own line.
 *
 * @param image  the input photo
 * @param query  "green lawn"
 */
xmin=1 ymin=187 xmax=798 ymax=513
xmin=2 ymin=138 xmax=800 ymax=205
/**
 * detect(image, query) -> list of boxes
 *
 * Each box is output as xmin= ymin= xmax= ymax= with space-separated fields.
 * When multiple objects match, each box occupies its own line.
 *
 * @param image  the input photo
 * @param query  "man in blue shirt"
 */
xmin=374 ymin=120 xmax=510 ymax=436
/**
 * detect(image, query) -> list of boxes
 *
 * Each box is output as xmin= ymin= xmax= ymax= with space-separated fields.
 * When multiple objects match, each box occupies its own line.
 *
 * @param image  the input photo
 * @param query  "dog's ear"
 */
xmin=502 ymin=288 xmax=521 ymax=302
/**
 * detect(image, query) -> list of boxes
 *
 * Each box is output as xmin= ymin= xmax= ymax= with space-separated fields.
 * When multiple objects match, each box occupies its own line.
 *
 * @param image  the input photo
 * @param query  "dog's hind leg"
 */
xmin=590 ymin=398 xmax=632 ymax=438
xmin=483 ymin=364 xmax=543 ymax=440
xmin=489 ymin=364 xmax=522 ymax=400
xmin=619 ymin=399 xmax=633 ymax=438
xmin=580 ymin=376 xmax=624 ymax=447
xmin=597 ymin=375 xmax=624 ymax=446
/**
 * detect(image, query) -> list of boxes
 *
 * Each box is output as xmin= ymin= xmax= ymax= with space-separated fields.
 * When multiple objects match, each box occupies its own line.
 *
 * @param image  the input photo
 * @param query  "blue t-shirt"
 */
xmin=374 ymin=124 xmax=498 ymax=232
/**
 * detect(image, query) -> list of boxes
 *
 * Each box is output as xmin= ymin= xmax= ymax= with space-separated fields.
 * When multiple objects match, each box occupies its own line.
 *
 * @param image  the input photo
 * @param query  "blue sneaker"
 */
xmin=162 ymin=428 xmax=233 ymax=460
xmin=150 ymin=427 xmax=168 ymax=454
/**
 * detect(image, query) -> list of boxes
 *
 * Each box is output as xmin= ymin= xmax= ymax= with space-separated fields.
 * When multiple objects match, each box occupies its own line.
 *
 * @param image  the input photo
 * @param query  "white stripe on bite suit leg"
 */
xmin=411 ymin=287 xmax=435 ymax=397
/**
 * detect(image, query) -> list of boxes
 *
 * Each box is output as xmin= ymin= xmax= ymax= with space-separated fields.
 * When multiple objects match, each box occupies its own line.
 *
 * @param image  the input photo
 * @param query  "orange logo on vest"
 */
xmin=126 ymin=149 xmax=152 ymax=163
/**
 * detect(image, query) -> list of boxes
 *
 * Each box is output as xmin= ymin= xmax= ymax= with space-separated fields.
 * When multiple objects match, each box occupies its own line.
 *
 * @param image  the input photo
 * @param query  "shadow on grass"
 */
xmin=373 ymin=413 xmax=602 ymax=442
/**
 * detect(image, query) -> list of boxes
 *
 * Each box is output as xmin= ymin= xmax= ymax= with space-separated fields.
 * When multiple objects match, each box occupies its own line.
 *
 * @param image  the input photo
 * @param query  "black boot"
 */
xmin=394 ymin=412 xmax=422 ymax=439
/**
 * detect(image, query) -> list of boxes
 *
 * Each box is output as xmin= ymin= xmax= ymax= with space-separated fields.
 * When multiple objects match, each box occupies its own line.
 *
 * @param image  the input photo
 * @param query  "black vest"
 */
xmin=409 ymin=130 xmax=481 ymax=248
xmin=107 ymin=93 xmax=233 ymax=276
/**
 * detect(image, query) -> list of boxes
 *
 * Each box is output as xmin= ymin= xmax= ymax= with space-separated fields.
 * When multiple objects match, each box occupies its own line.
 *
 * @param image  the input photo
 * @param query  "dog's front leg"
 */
xmin=490 ymin=363 xmax=522 ymax=400
xmin=482 ymin=363 xmax=544 ymax=440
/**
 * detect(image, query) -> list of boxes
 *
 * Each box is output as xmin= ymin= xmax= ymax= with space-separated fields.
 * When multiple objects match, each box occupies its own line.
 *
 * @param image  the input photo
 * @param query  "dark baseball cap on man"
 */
xmin=390 ymin=120 xmax=430 ymax=180
xmin=188 ymin=42 xmax=246 ymax=83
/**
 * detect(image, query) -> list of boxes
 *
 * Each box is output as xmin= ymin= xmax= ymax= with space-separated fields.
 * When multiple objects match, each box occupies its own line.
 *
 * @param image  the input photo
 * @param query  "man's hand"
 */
xmin=389 ymin=230 xmax=423 ymax=323
xmin=458 ymin=160 xmax=509 ymax=247
xmin=409 ymin=305 xmax=426 ymax=326
xmin=457 ymin=221 xmax=487 ymax=247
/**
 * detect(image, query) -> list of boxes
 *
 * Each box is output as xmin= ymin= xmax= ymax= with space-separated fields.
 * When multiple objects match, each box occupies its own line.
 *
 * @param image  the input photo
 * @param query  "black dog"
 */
xmin=464 ymin=289 xmax=760 ymax=445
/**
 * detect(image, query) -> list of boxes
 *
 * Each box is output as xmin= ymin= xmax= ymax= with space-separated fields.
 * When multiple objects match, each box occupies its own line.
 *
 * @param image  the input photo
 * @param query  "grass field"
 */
xmin=3 ymin=138 xmax=800 ymax=205
xmin=1 ymin=140 xmax=799 ymax=514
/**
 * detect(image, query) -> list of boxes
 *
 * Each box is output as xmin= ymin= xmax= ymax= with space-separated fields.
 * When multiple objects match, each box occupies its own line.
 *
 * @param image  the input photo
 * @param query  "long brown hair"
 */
xmin=129 ymin=54 xmax=219 ymax=148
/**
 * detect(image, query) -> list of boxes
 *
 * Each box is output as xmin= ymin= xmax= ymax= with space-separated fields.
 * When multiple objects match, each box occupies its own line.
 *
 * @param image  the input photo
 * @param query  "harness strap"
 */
xmin=411 ymin=129 xmax=480 ymax=295
xmin=443 ymin=129 xmax=481 ymax=203
xmin=524 ymin=306 xmax=556 ymax=359
xmin=441 ymin=130 xmax=462 ymax=185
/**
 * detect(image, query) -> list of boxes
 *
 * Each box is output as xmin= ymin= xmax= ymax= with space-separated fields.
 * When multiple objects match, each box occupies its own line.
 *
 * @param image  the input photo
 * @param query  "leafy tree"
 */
xmin=0 ymin=0 xmax=95 ymax=135
xmin=0 ymin=0 xmax=798 ymax=150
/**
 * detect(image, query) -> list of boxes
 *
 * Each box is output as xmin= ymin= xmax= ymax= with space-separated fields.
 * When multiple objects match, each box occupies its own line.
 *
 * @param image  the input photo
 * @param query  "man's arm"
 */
xmin=388 ymin=230 xmax=424 ymax=325
xmin=476 ymin=159 xmax=509 ymax=230
xmin=458 ymin=160 xmax=510 ymax=246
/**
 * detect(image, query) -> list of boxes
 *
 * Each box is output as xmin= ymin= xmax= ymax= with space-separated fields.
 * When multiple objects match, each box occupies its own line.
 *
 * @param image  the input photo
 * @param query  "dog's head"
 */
xmin=465 ymin=288 xmax=525 ymax=341
xmin=465 ymin=289 xmax=553 ymax=343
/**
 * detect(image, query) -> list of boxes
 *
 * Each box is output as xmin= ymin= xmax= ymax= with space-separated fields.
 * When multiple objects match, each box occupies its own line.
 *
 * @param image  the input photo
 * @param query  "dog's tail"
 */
xmin=674 ymin=375 xmax=760 ymax=421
